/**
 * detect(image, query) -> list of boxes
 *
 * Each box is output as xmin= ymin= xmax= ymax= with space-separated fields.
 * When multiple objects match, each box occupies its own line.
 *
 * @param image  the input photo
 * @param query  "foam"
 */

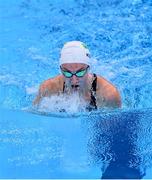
xmin=37 ymin=93 xmax=88 ymax=114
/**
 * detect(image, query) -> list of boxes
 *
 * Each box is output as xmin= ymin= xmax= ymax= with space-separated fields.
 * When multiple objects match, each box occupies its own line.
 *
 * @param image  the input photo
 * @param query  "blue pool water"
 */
xmin=0 ymin=0 xmax=152 ymax=178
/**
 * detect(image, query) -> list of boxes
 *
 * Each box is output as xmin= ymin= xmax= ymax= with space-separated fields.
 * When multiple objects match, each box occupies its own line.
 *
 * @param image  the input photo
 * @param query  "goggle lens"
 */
xmin=75 ymin=69 xmax=86 ymax=77
xmin=62 ymin=71 xmax=73 ymax=78
xmin=61 ymin=67 xmax=89 ymax=78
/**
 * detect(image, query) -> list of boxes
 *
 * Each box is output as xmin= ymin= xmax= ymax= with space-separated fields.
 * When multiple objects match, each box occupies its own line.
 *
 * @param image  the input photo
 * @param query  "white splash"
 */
xmin=26 ymin=86 xmax=38 ymax=95
xmin=37 ymin=93 xmax=88 ymax=114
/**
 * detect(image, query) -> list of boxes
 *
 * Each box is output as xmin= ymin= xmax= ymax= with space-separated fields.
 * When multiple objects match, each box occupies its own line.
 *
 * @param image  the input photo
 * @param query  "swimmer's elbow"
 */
xmin=32 ymin=84 xmax=46 ymax=106
xmin=114 ymin=95 xmax=121 ymax=108
xmin=108 ymin=89 xmax=122 ymax=108
xmin=113 ymin=92 xmax=121 ymax=108
xmin=33 ymin=96 xmax=41 ymax=106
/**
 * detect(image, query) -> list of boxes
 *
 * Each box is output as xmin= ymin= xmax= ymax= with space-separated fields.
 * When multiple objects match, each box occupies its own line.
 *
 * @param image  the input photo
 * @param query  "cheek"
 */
xmin=79 ymin=77 xmax=85 ymax=82
xmin=81 ymin=74 xmax=88 ymax=81
xmin=65 ymin=78 xmax=71 ymax=84
xmin=78 ymin=77 xmax=86 ymax=85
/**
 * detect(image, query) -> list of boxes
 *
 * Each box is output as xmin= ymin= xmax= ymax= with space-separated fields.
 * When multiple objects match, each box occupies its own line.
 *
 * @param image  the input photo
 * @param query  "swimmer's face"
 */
xmin=61 ymin=63 xmax=89 ymax=90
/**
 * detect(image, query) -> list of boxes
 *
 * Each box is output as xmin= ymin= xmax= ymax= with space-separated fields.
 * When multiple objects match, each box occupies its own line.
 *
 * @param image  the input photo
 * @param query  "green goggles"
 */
xmin=61 ymin=66 xmax=89 ymax=78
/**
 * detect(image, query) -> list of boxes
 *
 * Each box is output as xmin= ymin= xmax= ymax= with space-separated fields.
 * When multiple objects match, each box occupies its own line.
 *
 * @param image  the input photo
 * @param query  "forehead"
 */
xmin=61 ymin=63 xmax=88 ymax=70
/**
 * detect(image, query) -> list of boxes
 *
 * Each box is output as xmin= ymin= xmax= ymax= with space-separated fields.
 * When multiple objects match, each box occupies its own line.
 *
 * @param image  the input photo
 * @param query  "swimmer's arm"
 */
xmin=97 ymin=82 xmax=121 ymax=108
xmin=33 ymin=78 xmax=61 ymax=106
xmin=33 ymin=93 xmax=42 ymax=106
xmin=97 ymin=88 xmax=121 ymax=108
xmin=105 ymin=88 xmax=121 ymax=108
xmin=33 ymin=84 xmax=48 ymax=106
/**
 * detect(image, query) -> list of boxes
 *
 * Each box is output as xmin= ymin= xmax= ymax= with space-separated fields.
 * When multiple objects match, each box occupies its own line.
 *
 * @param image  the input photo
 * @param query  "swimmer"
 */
xmin=33 ymin=41 xmax=121 ymax=110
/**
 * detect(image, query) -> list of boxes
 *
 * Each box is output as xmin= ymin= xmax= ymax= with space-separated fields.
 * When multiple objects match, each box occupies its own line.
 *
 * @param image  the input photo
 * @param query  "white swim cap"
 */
xmin=60 ymin=41 xmax=90 ymax=66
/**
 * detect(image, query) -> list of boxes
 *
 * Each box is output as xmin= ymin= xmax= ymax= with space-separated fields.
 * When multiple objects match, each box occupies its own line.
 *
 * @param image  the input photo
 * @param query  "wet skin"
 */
xmin=33 ymin=63 xmax=121 ymax=108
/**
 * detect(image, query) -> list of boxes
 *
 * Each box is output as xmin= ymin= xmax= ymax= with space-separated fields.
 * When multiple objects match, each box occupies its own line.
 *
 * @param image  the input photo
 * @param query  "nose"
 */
xmin=71 ymin=75 xmax=79 ymax=85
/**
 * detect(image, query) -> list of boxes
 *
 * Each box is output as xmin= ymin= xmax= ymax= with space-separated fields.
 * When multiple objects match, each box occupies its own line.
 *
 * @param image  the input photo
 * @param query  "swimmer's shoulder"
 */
xmin=96 ymin=75 xmax=121 ymax=107
xmin=33 ymin=75 xmax=64 ymax=105
xmin=40 ymin=75 xmax=64 ymax=94
xmin=96 ymin=75 xmax=116 ymax=91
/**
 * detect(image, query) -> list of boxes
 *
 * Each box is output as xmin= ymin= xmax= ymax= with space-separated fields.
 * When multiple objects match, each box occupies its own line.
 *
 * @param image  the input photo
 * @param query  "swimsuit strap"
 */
xmin=89 ymin=73 xmax=97 ymax=109
xmin=63 ymin=81 xmax=65 ymax=93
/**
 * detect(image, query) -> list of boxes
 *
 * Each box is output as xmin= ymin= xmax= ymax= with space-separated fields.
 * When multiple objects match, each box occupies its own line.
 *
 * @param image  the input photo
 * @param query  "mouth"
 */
xmin=71 ymin=85 xmax=79 ymax=89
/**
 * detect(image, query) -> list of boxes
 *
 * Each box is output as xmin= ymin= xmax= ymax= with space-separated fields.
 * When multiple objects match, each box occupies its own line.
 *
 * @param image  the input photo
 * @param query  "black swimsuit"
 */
xmin=89 ymin=73 xmax=97 ymax=110
xmin=63 ymin=74 xmax=97 ymax=111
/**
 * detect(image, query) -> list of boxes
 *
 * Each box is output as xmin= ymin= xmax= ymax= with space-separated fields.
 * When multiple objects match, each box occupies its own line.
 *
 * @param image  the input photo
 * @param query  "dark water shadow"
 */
xmin=85 ymin=108 xmax=152 ymax=179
